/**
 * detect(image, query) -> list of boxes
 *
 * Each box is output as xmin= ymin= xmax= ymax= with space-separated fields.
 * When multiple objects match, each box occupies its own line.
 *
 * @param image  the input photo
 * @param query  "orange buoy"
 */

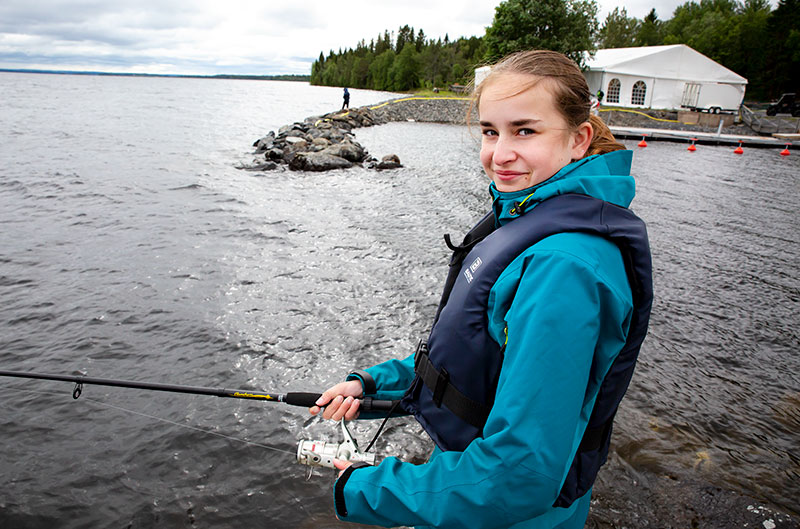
xmin=734 ymin=140 xmax=743 ymax=155
xmin=780 ymin=143 xmax=790 ymax=156
xmin=688 ymin=138 xmax=697 ymax=152
xmin=638 ymin=136 xmax=648 ymax=148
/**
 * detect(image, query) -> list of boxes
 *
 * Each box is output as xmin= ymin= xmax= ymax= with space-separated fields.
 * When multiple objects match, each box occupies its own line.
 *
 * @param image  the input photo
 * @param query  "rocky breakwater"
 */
xmin=240 ymin=106 xmax=402 ymax=173
xmin=239 ymin=97 xmax=474 ymax=173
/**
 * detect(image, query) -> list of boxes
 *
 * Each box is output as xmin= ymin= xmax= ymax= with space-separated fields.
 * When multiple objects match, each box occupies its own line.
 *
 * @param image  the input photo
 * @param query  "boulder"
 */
xmin=253 ymin=131 xmax=275 ymax=153
xmin=322 ymin=141 xmax=366 ymax=162
xmin=235 ymin=160 xmax=278 ymax=171
xmin=376 ymin=154 xmax=402 ymax=170
xmin=289 ymin=152 xmax=354 ymax=172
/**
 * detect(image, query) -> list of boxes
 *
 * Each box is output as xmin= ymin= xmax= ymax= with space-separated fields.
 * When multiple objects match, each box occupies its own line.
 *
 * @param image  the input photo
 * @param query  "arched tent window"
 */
xmin=631 ymin=81 xmax=647 ymax=105
xmin=607 ymin=78 xmax=621 ymax=103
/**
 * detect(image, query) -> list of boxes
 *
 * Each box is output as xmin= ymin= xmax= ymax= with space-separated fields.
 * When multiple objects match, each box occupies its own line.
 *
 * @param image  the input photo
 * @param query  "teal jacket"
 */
xmin=336 ymin=150 xmax=637 ymax=529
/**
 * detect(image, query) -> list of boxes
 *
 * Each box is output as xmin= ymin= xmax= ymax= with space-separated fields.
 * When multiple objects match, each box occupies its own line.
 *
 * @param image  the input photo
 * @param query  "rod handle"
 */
xmin=283 ymin=392 xmax=323 ymax=407
xmin=361 ymin=397 xmax=401 ymax=413
xmin=283 ymin=392 xmax=400 ymax=414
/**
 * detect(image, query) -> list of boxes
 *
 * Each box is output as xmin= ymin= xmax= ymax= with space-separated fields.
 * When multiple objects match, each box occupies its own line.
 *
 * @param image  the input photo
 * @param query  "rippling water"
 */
xmin=1 ymin=72 xmax=798 ymax=527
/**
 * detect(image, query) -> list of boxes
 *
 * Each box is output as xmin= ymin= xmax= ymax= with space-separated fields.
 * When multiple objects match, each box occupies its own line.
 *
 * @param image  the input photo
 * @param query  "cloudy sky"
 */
xmin=0 ymin=0 xmax=705 ymax=76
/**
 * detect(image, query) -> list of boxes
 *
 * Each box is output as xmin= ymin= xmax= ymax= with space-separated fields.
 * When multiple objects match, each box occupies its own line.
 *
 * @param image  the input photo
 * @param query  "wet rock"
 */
xmin=322 ymin=141 xmax=366 ymax=162
xmin=235 ymin=159 xmax=279 ymax=171
xmin=376 ymin=153 xmax=402 ymax=170
xmin=252 ymin=131 xmax=275 ymax=153
xmin=587 ymin=452 xmax=800 ymax=528
xmin=265 ymin=148 xmax=283 ymax=161
xmin=289 ymin=152 xmax=353 ymax=171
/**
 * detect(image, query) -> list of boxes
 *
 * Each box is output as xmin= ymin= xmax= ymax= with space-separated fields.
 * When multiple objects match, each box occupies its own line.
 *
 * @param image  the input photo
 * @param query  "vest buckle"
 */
xmin=413 ymin=340 xmax=428 ymax=370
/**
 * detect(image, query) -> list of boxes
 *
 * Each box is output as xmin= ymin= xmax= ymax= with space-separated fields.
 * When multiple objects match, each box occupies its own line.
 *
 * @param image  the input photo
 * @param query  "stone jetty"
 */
xmin=238 ymin=97 xmax=473 ymax=172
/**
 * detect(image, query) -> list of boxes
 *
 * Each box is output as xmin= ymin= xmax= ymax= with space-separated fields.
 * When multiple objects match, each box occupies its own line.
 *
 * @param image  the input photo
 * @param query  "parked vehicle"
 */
xmin=766 ymin=93 xmax=800 ymax=117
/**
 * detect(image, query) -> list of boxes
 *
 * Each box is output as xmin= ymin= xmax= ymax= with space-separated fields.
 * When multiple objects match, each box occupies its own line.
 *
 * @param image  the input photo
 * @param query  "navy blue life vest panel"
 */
xmin=399 ymin=193 xmax=653 ymax=507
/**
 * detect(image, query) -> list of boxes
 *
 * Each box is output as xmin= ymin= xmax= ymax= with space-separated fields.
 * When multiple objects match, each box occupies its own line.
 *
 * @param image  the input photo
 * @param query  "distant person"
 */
xmin=311 ymin=49 xmax=653 ymax=529
xmin=591 ymin=95 xmax=601 ymax=116
xmin=342 ymin=87 xmax=350 ymax=110
xmin=597 ymin=89 xmax=605 ymax=102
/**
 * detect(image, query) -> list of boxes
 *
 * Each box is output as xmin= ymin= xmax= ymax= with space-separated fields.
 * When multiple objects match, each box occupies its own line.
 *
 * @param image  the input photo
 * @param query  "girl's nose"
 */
xmin=492 ymin=135 xmax=517 ymax=165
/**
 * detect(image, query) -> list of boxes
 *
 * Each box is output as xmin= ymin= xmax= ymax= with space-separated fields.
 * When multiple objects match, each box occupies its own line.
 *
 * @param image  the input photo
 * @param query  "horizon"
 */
xmin=0 ymin=67 xmax=310 ymax=79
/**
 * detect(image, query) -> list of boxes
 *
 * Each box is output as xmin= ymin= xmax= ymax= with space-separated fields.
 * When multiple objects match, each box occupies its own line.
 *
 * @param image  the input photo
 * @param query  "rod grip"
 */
xmin=283 ymin=392 xmax=323 ymax=408
xmin=361 ymin=397 xmax=402 ymax=413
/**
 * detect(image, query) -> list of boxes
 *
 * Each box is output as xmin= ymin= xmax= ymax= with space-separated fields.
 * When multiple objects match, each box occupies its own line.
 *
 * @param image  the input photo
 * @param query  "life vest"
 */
xmin=399 ymin=193 xmax=653 ymax=508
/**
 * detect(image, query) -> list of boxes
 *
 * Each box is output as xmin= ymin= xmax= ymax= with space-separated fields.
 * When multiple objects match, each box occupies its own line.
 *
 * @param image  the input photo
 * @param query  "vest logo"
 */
xmin=464 ymin=257 xmax=483 ymax=283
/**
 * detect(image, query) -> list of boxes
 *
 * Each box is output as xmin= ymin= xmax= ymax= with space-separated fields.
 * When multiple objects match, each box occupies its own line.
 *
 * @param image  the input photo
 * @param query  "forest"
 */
xmin=309 ymin=0 xmax=799 ymax=100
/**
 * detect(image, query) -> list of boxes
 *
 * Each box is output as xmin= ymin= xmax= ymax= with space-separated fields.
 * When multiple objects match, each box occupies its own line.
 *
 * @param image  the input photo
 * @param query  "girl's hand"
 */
xmin=333 ymin=458 xmax=353 ymax=477
xmin=309 ymin=380 xmax=363 ymax=421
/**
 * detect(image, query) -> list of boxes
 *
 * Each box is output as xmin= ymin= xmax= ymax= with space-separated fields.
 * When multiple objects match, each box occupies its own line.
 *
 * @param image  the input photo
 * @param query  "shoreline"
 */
xmin=243 ymin=96 xmax=796 ymax=172
xmin=367 ymin=96 xmax=799 ymax=148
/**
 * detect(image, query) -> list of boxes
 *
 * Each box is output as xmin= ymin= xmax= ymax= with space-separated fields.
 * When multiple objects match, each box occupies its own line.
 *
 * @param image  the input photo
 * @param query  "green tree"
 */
xmin=662 ymin=0 xmax=738 ymax=63
xmin=396 ymin=25 xmax=415 ymax=52
xmin=368 ymin=48 xmax=396 ymax=90
xmin=598 ymin=7 xmax=640 ymax=48
xmin=484 ymin=0 xmax=599 ymax=66
xmin=636 ymin=8 xmax=664 ymax=45
xmin=390 ymin=41 xmax=421 ymax=90
xmin=730 ymin=0 xmax=771 ymax=98
xmin=763 ymin=0 xmax=800 ymax=97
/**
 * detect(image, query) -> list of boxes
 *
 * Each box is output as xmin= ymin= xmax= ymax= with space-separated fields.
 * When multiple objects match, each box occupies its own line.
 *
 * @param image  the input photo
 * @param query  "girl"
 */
xmin=311 ymin=50 xmax=653 ymax=529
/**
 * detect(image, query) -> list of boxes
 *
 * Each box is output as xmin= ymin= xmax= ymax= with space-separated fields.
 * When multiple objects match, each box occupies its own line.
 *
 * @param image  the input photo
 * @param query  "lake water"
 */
xmin=1 ymin=72 xmax=798 ymax=528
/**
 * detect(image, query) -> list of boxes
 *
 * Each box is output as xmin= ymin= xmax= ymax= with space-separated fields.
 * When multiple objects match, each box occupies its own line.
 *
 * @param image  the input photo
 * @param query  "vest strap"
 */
xmin=414 ymin=341 xmax=491 ymax=429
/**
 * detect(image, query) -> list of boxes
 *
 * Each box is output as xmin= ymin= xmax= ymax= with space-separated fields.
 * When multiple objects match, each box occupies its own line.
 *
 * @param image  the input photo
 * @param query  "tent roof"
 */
xmin=585 ymin=45 xmax=747 ymax=85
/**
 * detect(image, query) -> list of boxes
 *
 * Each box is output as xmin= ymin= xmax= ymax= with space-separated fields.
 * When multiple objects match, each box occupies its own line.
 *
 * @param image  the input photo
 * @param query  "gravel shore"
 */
xmin=366 ymin=95 xmax=767 ymax=137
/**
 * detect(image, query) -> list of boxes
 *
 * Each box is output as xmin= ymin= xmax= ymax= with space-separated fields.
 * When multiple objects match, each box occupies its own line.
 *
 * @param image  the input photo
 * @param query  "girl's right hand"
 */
xmin=309 ymin=380 xmax=364 ymax=421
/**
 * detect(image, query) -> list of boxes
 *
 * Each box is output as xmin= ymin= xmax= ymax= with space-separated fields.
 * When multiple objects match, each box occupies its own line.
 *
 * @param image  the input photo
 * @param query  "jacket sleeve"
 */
xmin=335 ymin=240 xmax=633 ymax=529
xmin=349 ymin=354 xmax=415 ymax=401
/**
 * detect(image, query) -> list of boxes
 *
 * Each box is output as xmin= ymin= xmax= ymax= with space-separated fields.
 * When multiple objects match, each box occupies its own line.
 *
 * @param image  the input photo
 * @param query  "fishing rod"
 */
xmin=0 ymin=369 xmax=399 ymax=469
xmin=0 ymin=369 xmax=396 ymax=411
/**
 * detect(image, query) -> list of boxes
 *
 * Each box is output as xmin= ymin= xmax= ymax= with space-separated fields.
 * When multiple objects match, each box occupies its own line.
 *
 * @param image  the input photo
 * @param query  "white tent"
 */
xmin=584 ymin=44 xmax=748 ymax=112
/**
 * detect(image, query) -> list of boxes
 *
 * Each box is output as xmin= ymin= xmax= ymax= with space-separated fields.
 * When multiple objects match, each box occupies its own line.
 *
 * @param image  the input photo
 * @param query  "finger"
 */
xmin=344 ymin=398 xmax=361 ymax=421
xmin=309 ymin=405 xmax=320 ymax=416
xmin=333 ymin=458 xmax=353 ymax=477
xmin=332 ymin=396 xmax=356 ymax=422
xmin=322 ymin=395 xmax=344 ymax=420
xmin=315 ymin=390 xmax=335 ymax=408
xmin=333 ymin=458 xmax=352 ymax=470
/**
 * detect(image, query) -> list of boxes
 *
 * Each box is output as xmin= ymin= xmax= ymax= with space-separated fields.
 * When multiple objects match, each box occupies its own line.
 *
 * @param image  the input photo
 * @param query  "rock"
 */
xmin=289 ymin=152 xmax=353 ymax=171
xmin=376 ymin=153 xmax=402 ymax=170
xmin=322 ymin=141 xmax=366 ymax=162
xmin=235 ymin=160 xmax=278 ymax=171
xmin=265 ymin=148 xmax=283 ymax=161
xmin=252 ymin=132 xmax=275 ymax=152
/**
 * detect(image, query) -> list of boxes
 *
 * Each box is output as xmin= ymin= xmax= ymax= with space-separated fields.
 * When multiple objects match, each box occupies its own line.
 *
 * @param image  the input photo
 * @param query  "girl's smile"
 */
xmin=478 ymin=74 xmax=592 ymax=192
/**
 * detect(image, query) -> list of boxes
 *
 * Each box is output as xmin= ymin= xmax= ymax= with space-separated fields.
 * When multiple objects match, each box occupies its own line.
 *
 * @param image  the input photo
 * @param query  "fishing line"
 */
xmin=82 ymin=396 xmax=297 ymax=456
xmin=0 ymin=384 xmax=296 ymax=456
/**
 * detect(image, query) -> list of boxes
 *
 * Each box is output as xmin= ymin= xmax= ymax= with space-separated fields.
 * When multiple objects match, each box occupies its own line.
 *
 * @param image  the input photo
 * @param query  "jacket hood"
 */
xmin=490 ymin=150 xmax=635 ymax=226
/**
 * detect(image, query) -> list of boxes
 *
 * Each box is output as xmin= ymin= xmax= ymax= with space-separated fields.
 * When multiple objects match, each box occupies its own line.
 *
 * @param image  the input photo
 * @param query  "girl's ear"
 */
xmin=570 ymin=121 xmax=594 ymax=160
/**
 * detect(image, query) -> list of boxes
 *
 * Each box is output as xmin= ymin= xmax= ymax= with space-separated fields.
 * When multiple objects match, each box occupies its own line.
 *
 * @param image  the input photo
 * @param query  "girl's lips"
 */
xmin=494 ymin=170 xmax=526 ymax=180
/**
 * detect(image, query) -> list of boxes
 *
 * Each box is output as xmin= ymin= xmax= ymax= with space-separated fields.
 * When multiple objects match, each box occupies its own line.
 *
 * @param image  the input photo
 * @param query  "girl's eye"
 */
xmin=481 ymin=129 xmax=498 ymax=137
xmin=518 ymin=128 xmax=536 ymax=136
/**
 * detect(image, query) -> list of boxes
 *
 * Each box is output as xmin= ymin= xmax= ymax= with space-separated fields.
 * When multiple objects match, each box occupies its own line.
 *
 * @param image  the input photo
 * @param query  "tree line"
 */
xmin=309 ymin=0 xmax=799 ymax=100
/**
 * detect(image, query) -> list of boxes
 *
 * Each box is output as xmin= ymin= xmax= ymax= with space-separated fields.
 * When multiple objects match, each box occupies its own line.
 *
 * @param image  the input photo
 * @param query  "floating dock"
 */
xmin=610 ymin=126 xmax=798 ymax=149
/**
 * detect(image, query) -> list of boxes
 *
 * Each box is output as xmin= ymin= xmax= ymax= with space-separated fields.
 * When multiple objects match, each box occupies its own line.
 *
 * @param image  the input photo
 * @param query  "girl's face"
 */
xmin=478 ymin=74 xmax=592 ymax=193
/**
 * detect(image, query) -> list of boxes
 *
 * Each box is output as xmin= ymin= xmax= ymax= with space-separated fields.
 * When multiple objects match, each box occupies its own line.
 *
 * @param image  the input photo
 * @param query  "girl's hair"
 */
xmin=473 ymin=50 xmax=625 ymax=157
